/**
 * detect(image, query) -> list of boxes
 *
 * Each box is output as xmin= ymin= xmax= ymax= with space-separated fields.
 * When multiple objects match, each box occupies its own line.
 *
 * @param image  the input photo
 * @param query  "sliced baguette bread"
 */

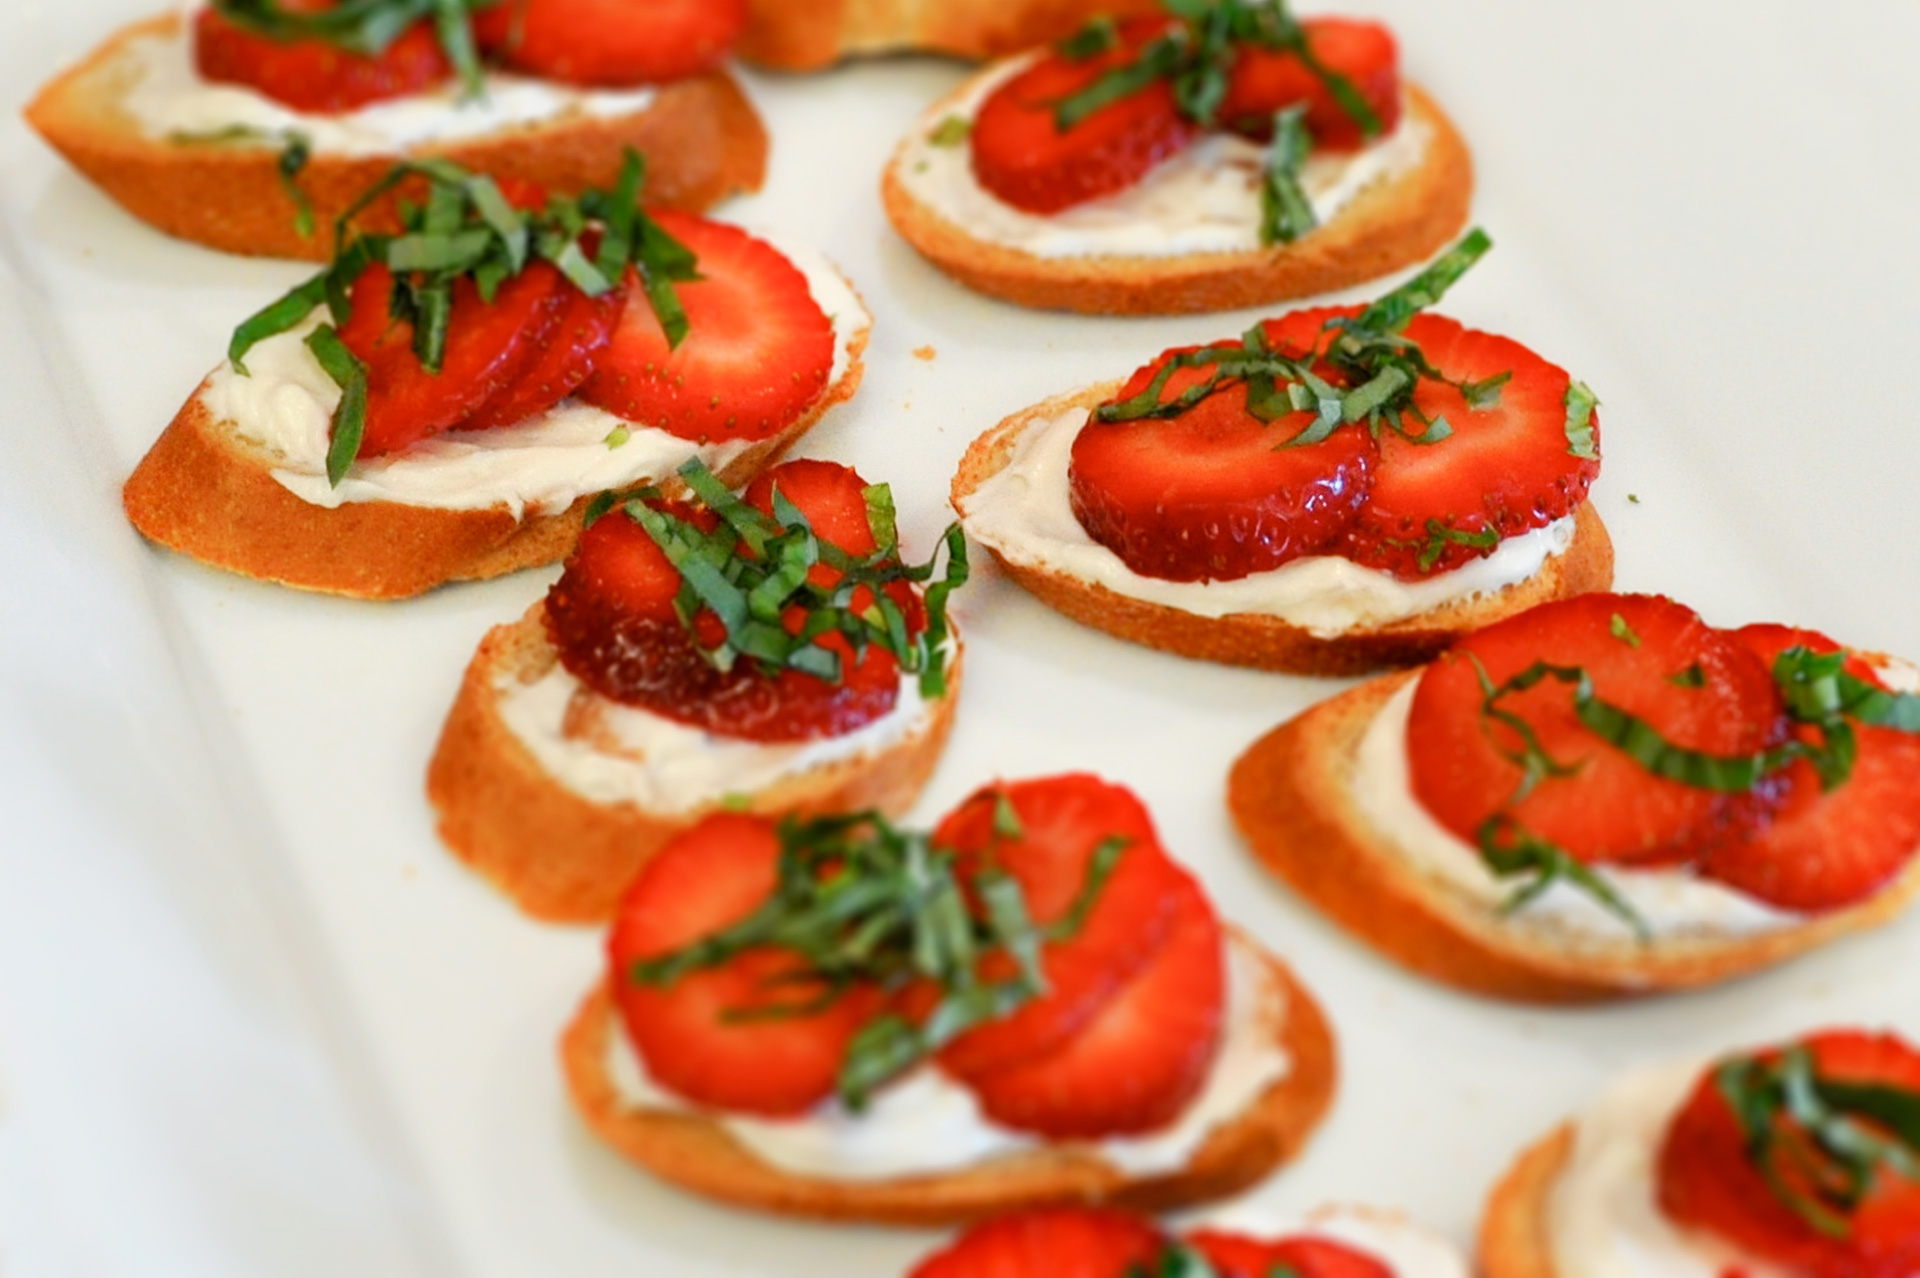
xmin=122 ymin=299 xmax=867 ymax=600
xmin=559 ymin=929 xmax=1336 ymax=1224
xmin=739 ymin=0 xmax=1162 ymax=70
xmin=883 ymin=82 xmax=1471 ymax=315
xmin=427 ymin=601 xmax=961 ymax=923
xmin=1476 ymin=1125 xmax=1571 ymax=1278
xmin=950 ymin=386 xmax=1614 ymax=678
xmin=1227 ymin=672 xmax=1920 ymax=1003
xmin=26 ymin=14 xmax=767 ymax=260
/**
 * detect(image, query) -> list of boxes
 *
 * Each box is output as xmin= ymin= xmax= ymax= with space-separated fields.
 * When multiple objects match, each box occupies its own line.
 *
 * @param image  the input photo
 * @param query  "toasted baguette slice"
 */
xmin=883 ymin=81 xmax=1471 ymax=316
xmin=427 ymin=602 xmax=962 ymax=922
xmin=739 ymin=0 xmax=1162 ymax=70
xmin=1228 ymin=673 xmax=1920 ymax=1003
xmin=25 ymin=14 xmax=767 ymax=260
xmin=559 ymin=929 xmax=1336 ymax=1224
xmin=123 ymin=303 xmax=867 ymax=600
xmin=1476 ymin=1125 xmax=1571 ymax=1278
xmin=950 ymin=386 xmax=1614 ymax=677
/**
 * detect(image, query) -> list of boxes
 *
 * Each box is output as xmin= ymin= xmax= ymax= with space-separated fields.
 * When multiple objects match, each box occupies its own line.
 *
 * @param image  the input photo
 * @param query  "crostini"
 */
xmin=883 ymin=0 xmax=1471 ymax=314
xmin=908 ymin=1202 xmax=1471 ymax=1277
xmin=951 ymin=231 xmax=1613 ymax=676
xmin=123 ymin=155 xmax=869 ymax=598
xmin=428 ymin=456 xmax=967 ymax=921
xmin=739 ymin=0 xmax=1161 ymax=71
xmin=1229 ymin=592 xmax=1920 ymax=1001
xmin=1481 ymin=1028 xmax=1920 ymax=1277
xmin=25 ymin=0 xmax=766 ymax=259
xmin=561 ymin=774 xmax=1337 ymax=1222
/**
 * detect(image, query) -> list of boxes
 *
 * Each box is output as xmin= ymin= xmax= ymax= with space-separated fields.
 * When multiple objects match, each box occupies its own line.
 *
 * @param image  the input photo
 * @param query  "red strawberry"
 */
xmin=193 ymin=3 xmax=451 ymax=112
xmin=1339 ymin=314 xmax=1597 ymax=580
xmin=454 ymin=273 xmax=628 ymax=432
xmin=964 ymin=869 xmax=1223 ymax=1138
xmin=473 ymin=0 xmax=746 ymax=85
xmin=1656 ymin=1030 xmax=1920 ymax=1277
xmin=1700 ymin=625 xmax=1920 ymax=910
xmin=607 ymin=813 xmax=882 ymax=1116
xmin=1187 ymin=1229 xmax=1394 ymax=1278
xmin=336 ymin=260 xmax=566 ymax=457
xmin=1406 ymin=594 xmax=1787 ymax=865
xmin=579 ymin=213 xmax=834 ymax=443
xmin=1216 ymin=17 xmax=1402 ymax=149
xmin=970 ymin=26 xmax=1197 ymax=214
xmin=931 ymin=775 xmax=1187 ymax=1081
xmin=543 ymin=460 xmax=912 ymax=742
xmin=1068 ymin=330 xmax=1374 ymax=582
xmin=908 ymin=1206 xmax=1165 ymax=1278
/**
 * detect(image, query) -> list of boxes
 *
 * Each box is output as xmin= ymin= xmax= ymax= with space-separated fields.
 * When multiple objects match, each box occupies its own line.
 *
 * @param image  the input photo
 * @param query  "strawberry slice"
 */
xmin=931 ymin=774 xmax=1187 ymax=1081
xmin=964 ymin=868 xmax=1224 ymax=1138
xmin=1700 ymin=625 xmax=1920 ymax=911
xmin=578 ymin=212 xmax=834 ymax=443
xmin=1338 ymin=313 xmax=1597 ymax=580
xmin=336 ymin=260 xmax=566 ymax=457
xmin=1069 ymin=333 xmax=1375 ymax=582
xmin=1406 ymin=594 xmax=1787 ymax=865
xmin=473 ymin=0 xmax=746 ymax=85
xmin=970 ymin=27 xmax=1197 ymax=214
xmin=908 ymin=1206 xmax=1165 ymax=1278
xmin=193 ymin=3 xmax=452 ymax=112
xmin=454 ymin=273 xmax=628 ymax=432
xmin=607 ymin=813 xmax=882 ymax=1116
xmin=1187 ymin=1229 xmax=1393 ymax=1278
xmin=1216 ymin=17 xmax=1402 ymax=149
xmin=543 ymin=459 xmax=911 ymax=742
xmin=1656 ymin=1030 xmax=1920 ymax=1277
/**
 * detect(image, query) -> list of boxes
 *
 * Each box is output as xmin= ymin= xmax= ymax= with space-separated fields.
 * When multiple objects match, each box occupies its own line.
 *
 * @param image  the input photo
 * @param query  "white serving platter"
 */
xmin=3 ymin=2 xmax=1919 ymax=1274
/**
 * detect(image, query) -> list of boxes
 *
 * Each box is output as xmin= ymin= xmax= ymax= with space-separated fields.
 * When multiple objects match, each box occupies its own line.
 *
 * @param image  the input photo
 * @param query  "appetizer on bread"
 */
xmin=883 ymin=0 xmax=1471 ymax=314
xmin=428 ymin=456 xmax=967 ymax=922
xmin=561 ymin=775 xmax=1337 ymax=1222
xmin=951 ymin=232 xmax=1613 ymax=676
xmin=124 ymin=156 xmax=870 ymax=598
xmin=25 ymin=0 xmax=765 ymax=259
xmin=1481 ymin=1028 xmax=1920 ymax=1278
xmin=908 ymin=1202 xmax=1470 ymax=1277
xmin=1229 ymin=592 xmax=1920 ymax=1002
xmin=738 ymin=0 xmax=1162 ymax=71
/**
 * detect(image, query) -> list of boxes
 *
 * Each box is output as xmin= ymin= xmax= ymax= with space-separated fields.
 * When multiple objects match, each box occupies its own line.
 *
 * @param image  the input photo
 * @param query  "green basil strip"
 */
xmin=1477 ymin=814 xmax=1650 ymax=939
xmin=1564 ymin=379 xmax=1600 ymax=459
xmin=1355 ymin=227 xmax=1493 ymax=333
xmin=304 ymin=325 xmax=370 ymax=487
xmin=1058 ymin=14 xmax=1120 ymax=60
xmin=427 ymin=0 xmax=487 ymax=98
xmin=1258 ymin=104 xmax=1318 ymax=247
xmin=1414 ymin=519 xmax=1498 ymax=572
xmin=274 ymin=131 xmax=315 ymax=238
xmin=385 ymin=227 xmax=495 ymax=272
xmin=228 ymin=275 xmax=331 ymax=373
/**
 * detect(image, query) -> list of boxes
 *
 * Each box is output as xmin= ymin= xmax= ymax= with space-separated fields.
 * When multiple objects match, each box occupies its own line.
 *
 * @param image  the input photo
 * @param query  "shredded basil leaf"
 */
xmin=1564 ymin=379 xmax=1600 ymax=460
xmin=207 ymin=0 xmax=501 ymax=99
xmin=927 ymin=115 xmax=971 ymax=147
xmin=1258 ymin=104 xmax=1317 ymax=246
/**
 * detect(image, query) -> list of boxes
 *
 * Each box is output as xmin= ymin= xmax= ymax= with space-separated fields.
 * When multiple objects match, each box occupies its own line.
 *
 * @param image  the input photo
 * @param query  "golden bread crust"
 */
xmin=24 ymin=14 xmax=767 ymax=260
xmin=1227 ymin=673 xmax=1920 ymax=1002
xmin=1477 ymin=1125 xmax=1572 ymax=1278
xmin=739 ymin=0 xmax=1163 ymax=70
xmin=882 ymin=83 xmax=1472 ymax=315
xmin=949 ymin=385 xmax=1614 ymax=677
xmin=122 ymin=306 xmax=866 ymax=599
xmin=427 ymin=602 xmax=963 ymax=923
xmin=559 ymin=931 xmax=1337 ymax=1223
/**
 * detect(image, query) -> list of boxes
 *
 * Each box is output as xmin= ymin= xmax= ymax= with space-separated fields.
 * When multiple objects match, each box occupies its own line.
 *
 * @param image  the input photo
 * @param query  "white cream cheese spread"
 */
xmin=1546 ymin=1061 xmax=1790 ymax=1278
xmin=197 ymin=236 xmax=869 ymax=514
xmin=603 ymin=933 xmax=1292 ymax=1180
xmin=955 ymin=405 xmax=1576 ymax=639
xmin=121 ymin=17 xmax=657 ymax=157
xmin=1350 ymin=679 xmax=1805 ymax=942
xmin=1198 ymin=1204 xmax=1472 ymax=1277
xmin=896 ymin=55 xmax=1431 ymax=260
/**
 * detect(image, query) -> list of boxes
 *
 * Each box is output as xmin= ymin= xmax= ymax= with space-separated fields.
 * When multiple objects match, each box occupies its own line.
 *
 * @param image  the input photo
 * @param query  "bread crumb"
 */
xmin=912 ymin=345 xmax=937 ymax=361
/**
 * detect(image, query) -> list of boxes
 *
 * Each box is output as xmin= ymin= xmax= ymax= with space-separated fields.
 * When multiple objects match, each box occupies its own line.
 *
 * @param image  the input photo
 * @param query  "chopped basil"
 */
xmin=603 ymin=425 xmax=630 ymax=449
xmin=1668 ymin=663 xmax=1707 ymax=689
xmin=1609 ymin=614 xmax=1641 ymax=647
xmin=304 ymin=325 xmax=368 ymax=486
xmin=1124 ymin=1242 xmax=1226 ymax=1278
xmin=208 ymin=0 xmax=502 ymax=99
xmin=1564 ymin=379 xmax=1600 ymax=460
xmin=1389 ymin=519 xmax=1499 ymax=573
xmin=1477 ymin=814 xmax=1650 ymax=938
xmin=1258 ymin=104 xmax=1317 ymax=246
xmin=927 ymin=115 xmax=971 ymax=147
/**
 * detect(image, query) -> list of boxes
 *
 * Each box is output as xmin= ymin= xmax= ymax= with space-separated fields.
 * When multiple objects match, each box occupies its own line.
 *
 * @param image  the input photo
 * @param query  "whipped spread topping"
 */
xmin=1198 ymin=1204 xmax=1471 ymax=1277
xmin=120 ymin=17 xmax=657 ymax=157
xmin=198 ymin=237 xmax=869 ymax=515
xmin=895 ymin=54 xmax=1431 ymax=260
xmin=955 ymin=405 xmax=1576 ymax=639
xmin=496 ymin=655 xmax=939 ymax=815
xmin=1350 ymin=679 xmax=1805 ymax=942
xmin=1547 ymin=1061 xmax=1791 ymax=1278
xmin=603 ymin=933 xmax=1292 ymax=1180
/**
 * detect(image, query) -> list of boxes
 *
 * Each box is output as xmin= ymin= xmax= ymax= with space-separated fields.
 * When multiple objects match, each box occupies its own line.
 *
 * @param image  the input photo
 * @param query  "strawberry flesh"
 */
xmin=1187 ymin=1230 xmax=1394 ymax=1278
xmin=607 ymin=813 xmax=881 ymax=1117
xmin=1217 ymin=17 xmax=1402 ymax=149
xmin=193 ymin=3 xmax=451 ymax=112
xmin=473 ymin=0 xmax=747 ymax=85
xmin=579 ymin=212 xmax=834 ymax=442
xmin=908 ymin=1206 xmax=1166 ymax=1278
xmin=454 ymin=271 xmax=628 ymax=432
xmin=1407 ymin=594 xmax=1787 ymax=866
